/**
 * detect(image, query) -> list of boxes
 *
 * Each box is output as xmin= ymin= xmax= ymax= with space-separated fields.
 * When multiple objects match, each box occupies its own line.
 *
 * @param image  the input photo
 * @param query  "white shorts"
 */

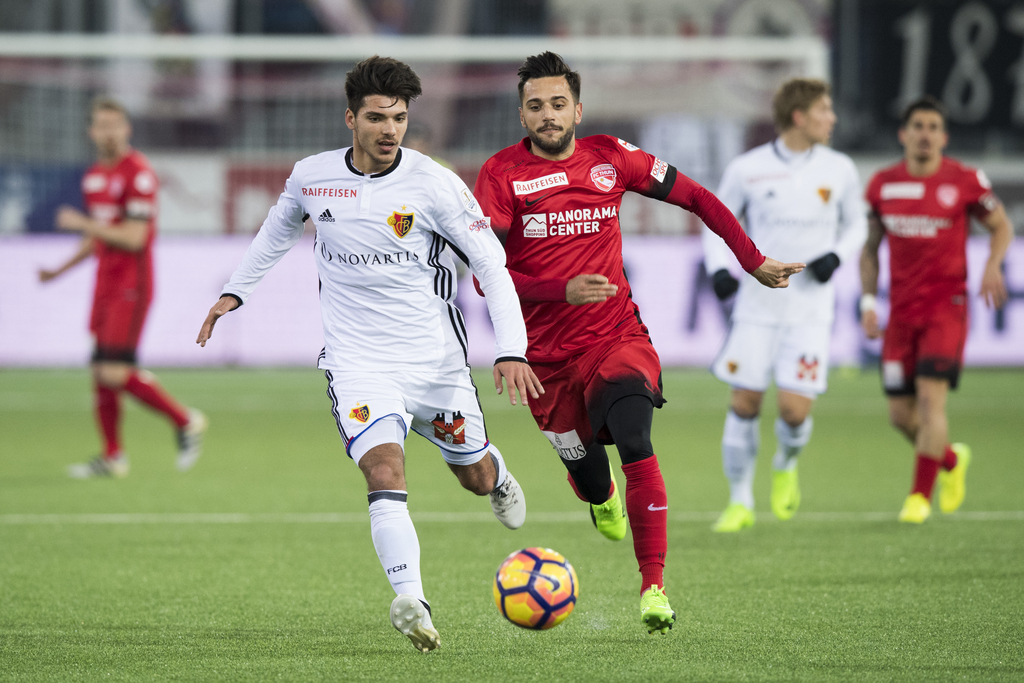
xmin=711 ymin=321 xmax=831 ymax=397
xmin=324 ymin=365 xmax=490 ymax=466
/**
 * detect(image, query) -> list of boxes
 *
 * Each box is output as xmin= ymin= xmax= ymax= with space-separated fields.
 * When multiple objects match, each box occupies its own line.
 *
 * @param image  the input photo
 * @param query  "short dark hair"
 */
xmin=344 ymin=56 xmax=422 ymax=114
xmin=901 ymin=95 xmax=946 ymax=128
xmin=517 ymin=51 xmax=581 ymax=103
xmin=772 ymin=78 xmax=829 ymax=131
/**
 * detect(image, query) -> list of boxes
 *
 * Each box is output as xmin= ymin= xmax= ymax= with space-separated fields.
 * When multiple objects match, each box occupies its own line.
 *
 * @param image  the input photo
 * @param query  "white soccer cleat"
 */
xmin=68 ymin=453 xmax=130 ymax=479
xmin=390 ymin=594 xmax=440 ymax=653
xmin=176 ymin=409 xmax=208 ymax=472
xmin=490 ymin=471 xmax=526 ymax=529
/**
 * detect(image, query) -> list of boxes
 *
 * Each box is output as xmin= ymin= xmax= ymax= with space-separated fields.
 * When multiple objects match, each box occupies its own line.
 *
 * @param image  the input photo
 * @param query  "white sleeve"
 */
xmin=221 ymin=171 xmax=307 ymax=304
xmin=431 ymin=170 xmax=528 ymax=362
xmin=702 ymin=160 xmax=746 ymax=274
xmin=832 ymin=158 xmax=868 ymax=265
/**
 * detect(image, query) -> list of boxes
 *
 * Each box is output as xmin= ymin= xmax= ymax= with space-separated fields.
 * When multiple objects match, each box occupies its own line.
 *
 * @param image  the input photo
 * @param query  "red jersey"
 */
xmin=476 ymin=135 xmax=762 ymax=363
xmin=82 ymin=149 xmax=158 ymax=304
xmin=865 ymin=157 xmax=998 ymax=321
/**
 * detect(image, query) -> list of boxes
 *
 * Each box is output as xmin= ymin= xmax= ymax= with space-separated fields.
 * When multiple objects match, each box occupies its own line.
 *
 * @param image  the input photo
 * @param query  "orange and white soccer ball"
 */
xmin=493 ymin=547 xmax=579 ymax=629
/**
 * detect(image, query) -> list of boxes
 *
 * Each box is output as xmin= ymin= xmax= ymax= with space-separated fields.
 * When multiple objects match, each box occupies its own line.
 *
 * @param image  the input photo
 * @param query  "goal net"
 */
xmin=0 ymin=34 xmax=827 ymax=236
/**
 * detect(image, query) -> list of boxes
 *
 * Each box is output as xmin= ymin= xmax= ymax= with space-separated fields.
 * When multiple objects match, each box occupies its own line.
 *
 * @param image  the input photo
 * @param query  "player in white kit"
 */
xmin=197 ymin=57 xmax=543 ymax=652
xmin=702 ymin=79 xmax=866 ymax=532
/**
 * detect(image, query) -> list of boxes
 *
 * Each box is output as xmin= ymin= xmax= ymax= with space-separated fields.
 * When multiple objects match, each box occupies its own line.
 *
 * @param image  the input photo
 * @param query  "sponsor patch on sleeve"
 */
xmin=976 ymin=169 xmax=992 ymax=190
xmin=133 ymin=170 xmax=156 ymax=194
xmin=460 ymin=188 xmax=478 ymax=211
xmin=468 ymin=217 xmax=491 ymax=232
xmin=617 ymin=138 xmax=639 ymax=152
xmin=650 ymin=158 xmax=668 ymax=183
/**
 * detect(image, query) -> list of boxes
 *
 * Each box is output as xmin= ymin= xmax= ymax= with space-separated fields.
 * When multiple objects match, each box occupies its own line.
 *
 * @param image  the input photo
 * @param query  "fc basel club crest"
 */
xmin=817 ymin=187 xmax=831 ymax=203
xmin=349 ymin=404 xmax=370 ymax=423
xmin=387 ymin=210 xmax=414 ymax=238
xmin=432 ymin=411 xmax=466 ymax=445
xmin=797 ymin=355 xmax=819 ymax=381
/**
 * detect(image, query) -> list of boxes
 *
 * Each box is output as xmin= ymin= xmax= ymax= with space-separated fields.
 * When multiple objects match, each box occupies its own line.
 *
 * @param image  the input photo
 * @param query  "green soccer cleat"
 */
xmin=938 ymin=443 xmax=971 ymax=514
xmin=712 ymin=502 xmax=754 ymax=533
xmin=898 ymin=493 xmax=931 ymax=524
xmin=770 ymin=467 xmax=801 ymax=521
xmin=589 ymin=471 xmax=627 ymax=541
xmin=640 ymin=584 xmax=676 ymax=635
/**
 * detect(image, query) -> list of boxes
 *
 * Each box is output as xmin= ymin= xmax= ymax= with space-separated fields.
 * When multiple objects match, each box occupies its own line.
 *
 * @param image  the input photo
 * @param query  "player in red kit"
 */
xmin=474 ymin=52 xmax=804 ymax=633
xmin=861 ymin=96 xmax=1012 ymax=523
xmin=38 ymin=97 xmax=207 ymax=478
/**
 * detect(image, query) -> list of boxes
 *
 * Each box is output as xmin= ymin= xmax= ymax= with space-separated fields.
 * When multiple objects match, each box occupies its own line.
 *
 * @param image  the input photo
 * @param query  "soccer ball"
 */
xmin=493 ymin=547 xmax=578 ymax=629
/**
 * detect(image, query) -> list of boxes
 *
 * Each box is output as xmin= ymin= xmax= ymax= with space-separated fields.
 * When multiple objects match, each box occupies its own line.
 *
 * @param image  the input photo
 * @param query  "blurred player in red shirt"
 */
xmin=39 ymin=97 xmax=207 ymax=479
xmin=861 ymin=96 xmax=1012 ymax=523
xmin=475 ymin=52 xmax=803 ymax=633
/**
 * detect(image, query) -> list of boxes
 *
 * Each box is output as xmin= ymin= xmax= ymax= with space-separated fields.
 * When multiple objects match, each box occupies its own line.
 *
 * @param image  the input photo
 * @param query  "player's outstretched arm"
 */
xmin=750 ymin=258 xmax=805 ymax=289
xmin=858 ymin=215 xmax=885 ymax=339
xmin=978 ymin=204 xmax=1013 ymax=309
xmin=196 ymin=295 xmax=240 ymax=347
xmin=38 ymin=236 xmax=94 ymax=282
xmin=493 ymin=360 xmax=544 ymax=407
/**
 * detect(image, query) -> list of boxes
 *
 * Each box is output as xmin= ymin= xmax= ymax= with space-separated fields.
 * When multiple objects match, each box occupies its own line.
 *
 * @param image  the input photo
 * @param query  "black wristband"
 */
xmin=222 ymin=293 xmax=244 ymax=309
xmin=494 ymin=356 xmax=528 ymax=365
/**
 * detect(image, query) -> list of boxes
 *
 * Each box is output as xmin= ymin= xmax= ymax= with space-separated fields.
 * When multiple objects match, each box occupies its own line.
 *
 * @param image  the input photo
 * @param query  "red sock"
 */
xmin=95 ymin=385 xmax=121 ymax=458
xmin=911 ymin=454 xmax=942 ymax=498
xmin=941 ymin=445 xmax=958 ymax=471
xmin=124 ymin=370 xmax=190 ymax=428
xmin=566 ymin=472 xmax=615 ymax=503
xmin=622 ymin=455 xmax=667 ymax=594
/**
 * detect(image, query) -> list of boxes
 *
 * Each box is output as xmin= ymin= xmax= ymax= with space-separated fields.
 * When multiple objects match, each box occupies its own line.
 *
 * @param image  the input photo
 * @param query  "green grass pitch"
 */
xmin=1 ymin=367 xmax=1022 ymax=682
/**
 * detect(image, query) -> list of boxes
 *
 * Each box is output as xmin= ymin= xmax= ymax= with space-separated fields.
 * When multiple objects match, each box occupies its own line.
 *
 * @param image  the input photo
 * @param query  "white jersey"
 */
xmin=702 ymin=139 xmax=867 ymax=325
xmin=222 ymin=147 xmax=528 ymax=372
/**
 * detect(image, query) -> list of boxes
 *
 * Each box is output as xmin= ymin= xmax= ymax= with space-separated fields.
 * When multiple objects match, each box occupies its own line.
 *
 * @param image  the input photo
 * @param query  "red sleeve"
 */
xmin=122 ymin=158 xmax=158 ymax=221
xmin=473 ymin=271 xmax=567 ymax=302
xmin=665 ymin=172 xmax=765 ymax=273
xmin=962 ymin=166 xmax=1000 ymax=218
xmin=606 ymin=138 xmax=763 ymax=272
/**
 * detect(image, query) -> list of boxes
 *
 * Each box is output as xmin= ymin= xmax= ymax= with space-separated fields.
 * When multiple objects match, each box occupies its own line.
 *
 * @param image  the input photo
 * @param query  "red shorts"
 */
xmin=529 ymin=333 xmax=665 ymax=455
xmin=90 ymin=290 xmax=151 ymax=363
xmin=881 ymin=303 xmax=968 ymax=395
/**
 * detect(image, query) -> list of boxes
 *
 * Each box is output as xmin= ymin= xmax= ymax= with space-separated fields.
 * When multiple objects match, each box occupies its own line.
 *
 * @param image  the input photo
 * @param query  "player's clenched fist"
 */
xmin=196 ymin=295 xmax=240 ymax=347
xmin=751 ymin=257 xmax=805 ymax=289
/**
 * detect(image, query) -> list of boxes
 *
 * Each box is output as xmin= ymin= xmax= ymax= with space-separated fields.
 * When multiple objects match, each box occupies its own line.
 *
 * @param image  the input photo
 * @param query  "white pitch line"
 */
xmin=1 ymin=511 xmax=1023 ymax=525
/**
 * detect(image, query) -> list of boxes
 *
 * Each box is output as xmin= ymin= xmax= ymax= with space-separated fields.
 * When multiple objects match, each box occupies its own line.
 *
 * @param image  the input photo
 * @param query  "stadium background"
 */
xmin=1 ymin=0 xmax=1022 ymax=370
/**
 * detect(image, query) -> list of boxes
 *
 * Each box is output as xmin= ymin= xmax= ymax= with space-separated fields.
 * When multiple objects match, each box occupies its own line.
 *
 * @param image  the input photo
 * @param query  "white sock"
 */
xmin=722 ymin=411 xmax=759 ymax=509
xmin=368 ymin=491 xmax=426 ymax=605
xmin=772 ymin=416 xmax=813 ymax=471
xmin=487 ymin=442 xmax=508 ymax=491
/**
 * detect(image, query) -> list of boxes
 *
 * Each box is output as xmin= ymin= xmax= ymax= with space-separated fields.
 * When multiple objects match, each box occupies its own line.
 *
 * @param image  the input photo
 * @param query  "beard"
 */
xmin=528 ymin=123 xmax=575 ymax=156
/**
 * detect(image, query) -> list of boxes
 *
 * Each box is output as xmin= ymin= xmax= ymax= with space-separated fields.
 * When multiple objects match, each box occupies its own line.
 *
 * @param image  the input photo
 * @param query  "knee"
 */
xmin=888 ymin=407 xmax=913 ymax=434
xmin=615 ymin=434 xmax=654 ymax=465
xmin=93 ymin=364 xmax=130 ymax=388
xmin=730 ymin=391 xmax=762 ymax=420
xmin=363 ymin=461 xmax=404 ymax=491
xmin=779 ymin=406 xmax=809 ymax=428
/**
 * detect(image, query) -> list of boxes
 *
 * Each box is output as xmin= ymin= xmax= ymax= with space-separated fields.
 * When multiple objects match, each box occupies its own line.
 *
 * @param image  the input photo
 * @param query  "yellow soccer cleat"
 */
xmin=898 ymin=493 xmax=931 ymax=524
xmin=938 ymin=443 xmax=971 ymax=514
xmin=639 ymin=584 xmax=676 ymax=635
xmin=770 ymin=467 xmax=801 ymax=521
xmin=589 ymin=471 xmax=627 ymax=541
xmin=712 ymin=502 xmax=754 ymax=533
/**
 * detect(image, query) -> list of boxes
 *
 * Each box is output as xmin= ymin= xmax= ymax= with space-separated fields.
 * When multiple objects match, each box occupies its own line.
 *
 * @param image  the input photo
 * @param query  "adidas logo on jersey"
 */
xmin=318 ymin=209 xmax=335 ymax=223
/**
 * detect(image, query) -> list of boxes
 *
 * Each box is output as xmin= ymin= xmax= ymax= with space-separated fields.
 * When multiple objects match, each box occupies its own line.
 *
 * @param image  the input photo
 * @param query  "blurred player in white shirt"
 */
xmin=197 ymin=57 xmax=543 ymax=652
xmin=702 ymin=79 xmax=867 ymax=532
